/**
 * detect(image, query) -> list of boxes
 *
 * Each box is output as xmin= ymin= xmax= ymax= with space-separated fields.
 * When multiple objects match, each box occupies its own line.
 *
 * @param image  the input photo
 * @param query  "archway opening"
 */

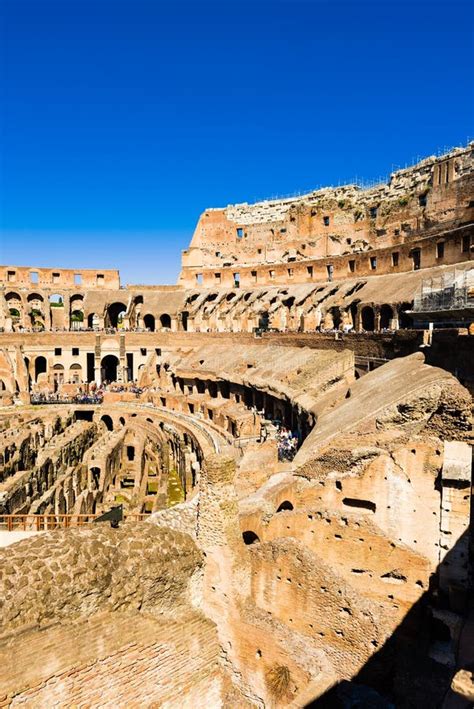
xmin=242 ymin=530 xmax=260 ymax=545
xmin=276 ymin=500 xmax=294 ymax=512
xmin=399 ymin=303 xmax=414 ymax=329
xmin=101 ymin=354 xmax=119 ymax=383
xmin=160 ymin=313 xmax=172 ymax=330
xmin=107 ymin=302 xmax=127 ymax=329
xmin=144 ymin=314 xmax=155 ymax=331
xmin=361 ymin=306 xmax=375 ymax=332
xmin=88 ymin=313 xmax=100 ymax=329
xmin=35 ymin=356 xmax=47 ymax=382
xmin=100 ymin=414 xmax=113 ymax=431
xmin=380 ymin=304 xmax=393 ymax=330
xmin=258 ymin=311 xmax=269 ymax=330
xmin=182 ymin=311 xmax=189 ymax=331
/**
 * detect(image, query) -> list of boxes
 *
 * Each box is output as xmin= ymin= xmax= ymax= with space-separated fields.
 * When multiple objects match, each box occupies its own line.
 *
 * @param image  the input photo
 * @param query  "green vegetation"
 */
xmin=9 ymin=308 xmax=20 ymax=318
xmin=398 ymin=195 xmax=410 ymax=207
xmin=147 ymin=480 xmax=158 ymax=494
xmin=167 ymin=468 xmax=185 ymax=507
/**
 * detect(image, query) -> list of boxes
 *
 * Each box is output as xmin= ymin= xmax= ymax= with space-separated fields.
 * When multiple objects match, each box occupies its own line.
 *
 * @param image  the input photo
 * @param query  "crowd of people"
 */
xmin=276 ymin=425 xmax=300 ymax=461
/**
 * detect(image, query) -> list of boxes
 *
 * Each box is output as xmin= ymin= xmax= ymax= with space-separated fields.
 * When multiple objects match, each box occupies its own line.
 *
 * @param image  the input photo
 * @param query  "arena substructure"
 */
xmin=0 ymin=146 xmax=473 ymax=708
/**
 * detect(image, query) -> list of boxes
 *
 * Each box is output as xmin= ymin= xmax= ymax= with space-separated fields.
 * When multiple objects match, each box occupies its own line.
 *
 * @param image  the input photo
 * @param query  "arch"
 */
xmin=101 ymin=354 xmax=119 ymax=383
xmin=276 ymin=500 xmax=294 ymax=512
xmin=0 ymin=379 xmax=7 ymax=391
xmin=143 ymin=314 xmax=155 ymax=331
xmin=328 ymin=306 xmax=342 ymax=329
xmin=35 ymin=356 xmax=47 ymax=381
xmin=88 ymin=313 xmax=100 ymax=329
xmin=361 ymin=306 xmax=375 ymax=332
xmin=69 ymin=363 xmax=82 ymax=383
xmin=181 ymin=311 xmax=189 ymax=331
xmin=9 ymin=308 xmax=20 ymax=318
xmin=258 ymin=311 xmax=269 ymax=330
xmin=119 ymin=416 xmax=126 ymax=426
xmin=399 ymin=302 xmax=414 ymax=329
xmin=5 ymin=291 xmax=21 ymax=303
xmin=160 ymin=313 xmax=172 ymax=330
xmin=70 ymin=310 xmax=84 ymax=330
xmin=242 ymin=530 xmax=260 ymax=545
xmin=49 ymin=294 xmax=64 ymax=307
xmin=107 ymin=302 xmax=127 ymax=329
xmin=100 ymin=414 xmax=113 ymax=431
xmin=379 ymin=304 xmax=393 ymax=330
xmin=27 ymin=292 xmax=44 ymax=304
xmin=53 ymin=363 xmax=64 ymax=389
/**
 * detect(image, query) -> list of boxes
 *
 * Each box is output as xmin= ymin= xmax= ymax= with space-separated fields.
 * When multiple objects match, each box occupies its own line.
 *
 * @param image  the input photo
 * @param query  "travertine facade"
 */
xmin=0 ymin=145 xmax=473 ymax=708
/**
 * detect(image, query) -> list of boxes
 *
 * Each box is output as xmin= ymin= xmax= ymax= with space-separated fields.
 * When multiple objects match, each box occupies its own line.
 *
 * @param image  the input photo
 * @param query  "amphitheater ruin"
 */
xmin=0 ymin=144 xmax=473 ymax=707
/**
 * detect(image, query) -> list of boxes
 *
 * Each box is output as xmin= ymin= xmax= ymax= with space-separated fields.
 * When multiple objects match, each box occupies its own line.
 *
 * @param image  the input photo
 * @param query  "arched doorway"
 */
xmin=35 ymin=356 xmax=47 ymax=382
xmin=53 ymin=364 xmax=64 ymax=390
xmin=88 ymin=313 xmax=100 ymax=329
xmin=144 ymin=314 xmax=155 ymax=331
xmin=100 ymin=415 xmax=113 ymax=431
xmin=399 ymin=303 xmax=414 ymax=329
xmin=69 ymin=363 xmax=82 ymax=384
xmin=380 ymin=304 xmax=393 ymax=330
xmin=258 ymin=311 xmax=269 ymax=330
xmin=101 ymin=354 xmax=119 ymax=383
xmin=107 ymin=302 xmax=127 ymax=329
xmin=361 ymin=306 xmax=375 ymax=331
xmin=181 ymin=311 xmax=189 ymax=331
xmin=160 ymin=313 xmax=172 ymax=330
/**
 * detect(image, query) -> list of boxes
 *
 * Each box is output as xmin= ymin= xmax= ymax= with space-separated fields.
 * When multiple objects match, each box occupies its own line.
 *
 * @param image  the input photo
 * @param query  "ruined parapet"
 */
xmin=197 ymin=453 xmax=244 ymax=555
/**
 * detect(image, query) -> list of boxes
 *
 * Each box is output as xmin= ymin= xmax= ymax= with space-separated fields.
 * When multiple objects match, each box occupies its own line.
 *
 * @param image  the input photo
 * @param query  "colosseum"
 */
xmin=0 ymin=144 xmax=473 ymax=707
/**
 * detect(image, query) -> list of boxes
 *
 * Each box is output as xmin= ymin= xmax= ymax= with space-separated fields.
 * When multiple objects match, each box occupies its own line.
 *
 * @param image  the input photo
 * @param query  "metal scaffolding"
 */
xmin=413 ymin=268 xmax=474 ymax=313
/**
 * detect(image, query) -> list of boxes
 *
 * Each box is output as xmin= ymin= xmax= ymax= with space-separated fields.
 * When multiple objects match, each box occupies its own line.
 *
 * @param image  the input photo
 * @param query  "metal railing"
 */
xmin=0 ymin=512 xmax=149 ymax=531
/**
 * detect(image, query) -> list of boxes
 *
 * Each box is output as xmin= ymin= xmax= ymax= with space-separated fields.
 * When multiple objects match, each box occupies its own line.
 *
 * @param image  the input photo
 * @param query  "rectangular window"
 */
xmin=307 ymin=266 xmax=313 ymax=278
xmin=7 ymin=270 xmax=15 ymax=282
xmin=280 ymin=228 xmax=287 ymax=234
xmin=236 ymin=228 xmax=244 ymax=238
xmin=419 ymin=194 xmax=427 ymax=207
xmin=74 ymin=273 xmax=82 ymax=285
xmin=55 ymin=347 xmax=62 ymax=355
xmin=287 ymin=268 xmax=294 ymax=278
xmin=97 ymin=273 xmax=104 ymax=285
xmin=257 ymin=248 xmax=262 ymax=254
xmin=215 ymin=251 xmax=220 ymax=257
xmin=72 ymin=347 xmax=79 ymax=356
xmin=30 ymin=271 xmax=39 ymax=284
xmin=436 ymin=242 xmax=445 ymax=259
xmin=327 ymin=264 xmax=333 ymax=282
xmin=370 ymin=256 xmax=377 ymax=270
xmin=214 ymin=272 xmax=221 ymax=283
xmin=348 ymin=260 xmax=355 ymax=273
xmin=269 ymin=270 xmax=275 ymax=280
xmin=251 ymin=270 xmax=257 ymax=283
xmin=140 ymin=348 xmax=147 ymax=356
xmin=233 ymin=272 xmax=240 ymax=287
xmin=52 ymin=272 xmax=60 ymax=284
xmin=323 ymin=216 xmax=330 ymax=226
xmin=392 ymin=252 xmax=399 ymax=267
xmin=369 ymin=206 xmax=378 ymax=219
xmin=155 ymin=348 xmax=161 ymax=356
xmin=196 ymin=273 xmax=203 ymax=285
xmin=462 ymin=235 xmax=471 ymax=253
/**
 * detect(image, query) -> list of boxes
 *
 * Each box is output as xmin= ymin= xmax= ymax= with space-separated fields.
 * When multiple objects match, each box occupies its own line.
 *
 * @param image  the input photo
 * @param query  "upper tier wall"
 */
xmin=179 ymin=144 xmax=474 ymax=286
xmin=0 ymin=266 xmax=120 ymax=290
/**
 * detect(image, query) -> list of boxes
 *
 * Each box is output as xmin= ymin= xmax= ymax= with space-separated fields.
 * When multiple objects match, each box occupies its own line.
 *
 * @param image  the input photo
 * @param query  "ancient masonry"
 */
xmin=0 ymin=145 xmax=473 ymax=707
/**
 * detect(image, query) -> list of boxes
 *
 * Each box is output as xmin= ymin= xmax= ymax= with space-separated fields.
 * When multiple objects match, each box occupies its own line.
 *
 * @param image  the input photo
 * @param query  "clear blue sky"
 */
xmin=1 ymin=0 xmax=472 ymax=284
